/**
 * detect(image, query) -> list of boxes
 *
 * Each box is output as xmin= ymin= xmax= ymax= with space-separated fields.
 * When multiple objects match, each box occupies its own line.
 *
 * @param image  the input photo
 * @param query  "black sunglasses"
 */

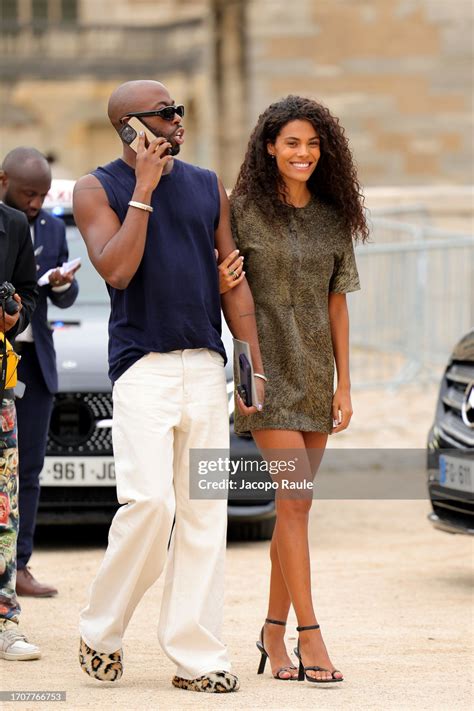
xmin=120 ymin=105 xmax=185 ymax=123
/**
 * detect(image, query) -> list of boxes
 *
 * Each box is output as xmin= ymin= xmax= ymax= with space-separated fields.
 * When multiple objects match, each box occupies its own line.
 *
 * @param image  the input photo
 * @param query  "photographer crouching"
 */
xmin=0 ymin=201 xmax=39 ymax=660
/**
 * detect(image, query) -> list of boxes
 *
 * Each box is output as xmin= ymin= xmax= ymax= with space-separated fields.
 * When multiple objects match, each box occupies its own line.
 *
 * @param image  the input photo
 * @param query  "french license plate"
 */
xmin=40 ymin=457 xmax=115 ymax=487
xmin=439 ymin=455 xmax=474 ymax=494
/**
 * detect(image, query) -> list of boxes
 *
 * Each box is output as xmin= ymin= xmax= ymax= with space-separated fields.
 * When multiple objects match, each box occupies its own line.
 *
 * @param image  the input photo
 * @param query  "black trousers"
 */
xmin=15 ymin=343 xmax=54 ymax=569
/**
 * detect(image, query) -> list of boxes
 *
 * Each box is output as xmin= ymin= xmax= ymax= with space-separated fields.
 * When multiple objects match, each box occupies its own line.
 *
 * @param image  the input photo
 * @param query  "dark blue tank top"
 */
xmin=92 ymin=158 xmax=225 ymax=382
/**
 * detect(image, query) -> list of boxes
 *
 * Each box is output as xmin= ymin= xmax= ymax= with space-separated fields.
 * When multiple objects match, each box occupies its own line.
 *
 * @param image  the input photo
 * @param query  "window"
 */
xmin=1 ymin=0 xmax=18 ymax=24
xmin=32 ymin=0 xmax=48 ymax=23
xmin=61 ymin=0 xmax=77 ymax=22
xmin=5 ymin=0 xmax=79 ymax=25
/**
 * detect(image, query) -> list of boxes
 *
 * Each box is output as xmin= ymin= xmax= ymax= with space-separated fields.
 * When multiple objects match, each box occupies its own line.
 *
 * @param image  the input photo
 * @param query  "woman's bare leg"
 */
xmin=259 ymin=530 xmax=295 ymax=678
xmin=252 ymin=429 xmax=342 ymax=682
xmin=253 ymin=429 xmax=308 ymax=679
xmin=298 ymin=430 xmax=343 ymax=681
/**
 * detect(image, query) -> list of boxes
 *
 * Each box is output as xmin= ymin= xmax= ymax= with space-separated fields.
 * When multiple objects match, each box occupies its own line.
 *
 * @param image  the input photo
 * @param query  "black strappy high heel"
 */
xmin=256 ymin=618 xmax=298 ymax=680
xmin=294 ymin=624 xmax=343 ymax=683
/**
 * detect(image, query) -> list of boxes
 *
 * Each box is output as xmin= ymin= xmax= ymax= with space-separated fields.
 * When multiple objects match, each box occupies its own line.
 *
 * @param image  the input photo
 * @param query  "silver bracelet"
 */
xmin=254 ymin=373 xmax=268 ymax=382
xmin=128 ymin=200 xmax=154 ymax=213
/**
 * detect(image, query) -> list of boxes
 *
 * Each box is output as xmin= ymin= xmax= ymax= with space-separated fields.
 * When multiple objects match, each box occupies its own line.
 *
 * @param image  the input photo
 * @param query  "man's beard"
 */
xmin=146 ymin=123 xmax=182 ymax=157
xmin=162 ymin=126 xmax=182 ymax=157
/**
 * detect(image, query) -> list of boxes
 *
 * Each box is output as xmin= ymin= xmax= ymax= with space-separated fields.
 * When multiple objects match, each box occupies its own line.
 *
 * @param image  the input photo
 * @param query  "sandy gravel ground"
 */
xmin=2 ymin=384 xmax=473 ymax=711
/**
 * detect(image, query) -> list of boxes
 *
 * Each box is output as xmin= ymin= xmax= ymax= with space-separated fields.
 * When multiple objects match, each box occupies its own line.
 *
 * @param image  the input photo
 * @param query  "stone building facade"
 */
xmin=0 ymin=0 xmax=472 ymax=188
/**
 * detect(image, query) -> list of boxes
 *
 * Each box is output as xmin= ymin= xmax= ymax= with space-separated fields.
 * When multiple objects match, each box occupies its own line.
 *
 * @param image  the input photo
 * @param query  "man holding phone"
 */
xmin=0 ymin=148 xmax=80 ymax=598
xmin=73 ymin=80 xmax=265 ymax=693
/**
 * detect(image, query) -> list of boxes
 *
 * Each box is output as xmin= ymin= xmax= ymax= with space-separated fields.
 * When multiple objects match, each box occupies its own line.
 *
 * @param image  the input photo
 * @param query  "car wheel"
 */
xmin=228 ymin=516 xmax=275 ymax=541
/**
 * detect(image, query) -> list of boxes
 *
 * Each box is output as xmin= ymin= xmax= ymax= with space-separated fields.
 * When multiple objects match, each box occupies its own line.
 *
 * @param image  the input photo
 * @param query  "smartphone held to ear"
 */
xmin=119 ymin=116 xmax=172 ymax=155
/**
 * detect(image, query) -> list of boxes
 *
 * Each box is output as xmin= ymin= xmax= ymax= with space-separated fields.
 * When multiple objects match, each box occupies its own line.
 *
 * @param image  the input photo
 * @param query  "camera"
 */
xmin=120 ymin=124 xmax=136 ymax=145
xmin=0 ymin=282 xmax=19 ymax=315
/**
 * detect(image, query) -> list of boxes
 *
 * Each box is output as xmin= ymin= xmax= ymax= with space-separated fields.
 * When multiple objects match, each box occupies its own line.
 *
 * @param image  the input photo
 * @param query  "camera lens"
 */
xmin=122 ymin=125 xmax=135 ymax=144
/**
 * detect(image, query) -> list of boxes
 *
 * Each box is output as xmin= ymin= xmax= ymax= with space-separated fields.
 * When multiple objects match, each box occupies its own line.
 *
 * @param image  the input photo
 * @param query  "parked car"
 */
xmin=427 ymin=329 xmax=474 ymax=535
xmin=38 ymin=181 xmax=275 ymax=540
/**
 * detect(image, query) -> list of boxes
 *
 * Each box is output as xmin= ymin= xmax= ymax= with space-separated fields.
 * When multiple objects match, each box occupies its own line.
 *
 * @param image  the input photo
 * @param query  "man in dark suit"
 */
xmin=0 ymin=148 xmax=79 ymax=597
xmin=0 ymin=200 xmax=41 ymax=659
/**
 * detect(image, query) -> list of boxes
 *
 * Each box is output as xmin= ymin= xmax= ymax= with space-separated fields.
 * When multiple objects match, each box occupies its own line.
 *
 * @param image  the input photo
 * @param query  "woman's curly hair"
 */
xmin=232 ymin=95 xmax=369 ymax=243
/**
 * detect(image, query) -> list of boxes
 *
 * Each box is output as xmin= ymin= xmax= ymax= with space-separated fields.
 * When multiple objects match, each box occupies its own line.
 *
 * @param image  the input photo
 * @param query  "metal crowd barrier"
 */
xmin=349 ymin=217 xmax=474 ymax=388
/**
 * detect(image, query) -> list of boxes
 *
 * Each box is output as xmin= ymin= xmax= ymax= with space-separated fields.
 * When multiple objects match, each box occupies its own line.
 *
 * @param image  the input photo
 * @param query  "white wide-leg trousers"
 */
xmin=79 ymin=349 xmax=230 ymax=678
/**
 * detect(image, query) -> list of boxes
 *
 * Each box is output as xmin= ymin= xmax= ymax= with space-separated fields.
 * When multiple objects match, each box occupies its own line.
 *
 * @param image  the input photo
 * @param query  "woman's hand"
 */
xmin=331 ymin=386 xmax=353 ymax=433
xmin=216 ymin=249 xmax=245 ymax=294
xmin=236 ymin=376 xmax=265 ymax=416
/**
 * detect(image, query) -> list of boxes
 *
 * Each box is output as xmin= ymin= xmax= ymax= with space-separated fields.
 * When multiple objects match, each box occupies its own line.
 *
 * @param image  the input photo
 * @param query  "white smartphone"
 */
xmin=61 ymin=257 xmax=81 ymax=275
xmin=119 ymin=116 xmax=169 ymax=154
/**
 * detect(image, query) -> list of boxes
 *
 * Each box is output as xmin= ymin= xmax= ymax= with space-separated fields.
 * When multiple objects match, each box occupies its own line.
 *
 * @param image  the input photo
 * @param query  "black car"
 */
xmin=38 ymin=182 xmax=275 ymax=540
xmin=427 ymin=329 xmax=474 ymax=535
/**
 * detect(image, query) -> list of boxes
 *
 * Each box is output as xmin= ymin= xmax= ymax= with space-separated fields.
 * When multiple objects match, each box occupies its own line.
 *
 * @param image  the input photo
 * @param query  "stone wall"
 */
xmin=0 ymin=0 xmax=472 ymax=190
xmin=80 ymin=0 xmax=207 ymax=25
xmin=244 ymin=0 xmax=473 ymax=187
xmin=0 ymin=70 xmax=213 ymax=181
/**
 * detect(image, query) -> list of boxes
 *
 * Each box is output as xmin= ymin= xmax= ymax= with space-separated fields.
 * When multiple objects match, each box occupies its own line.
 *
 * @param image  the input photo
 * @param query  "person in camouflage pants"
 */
xmin=0 ymin=199 xmax=39 ymax=660
xmin=0 ymin=399 xmax=20 ymax=622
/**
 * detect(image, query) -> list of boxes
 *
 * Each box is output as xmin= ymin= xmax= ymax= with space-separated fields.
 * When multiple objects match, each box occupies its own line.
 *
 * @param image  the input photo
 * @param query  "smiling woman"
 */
xmin=230 ymin=94 xmax=368 ymax=685
xmin=267 ymin=121 xmax=320 ymax=193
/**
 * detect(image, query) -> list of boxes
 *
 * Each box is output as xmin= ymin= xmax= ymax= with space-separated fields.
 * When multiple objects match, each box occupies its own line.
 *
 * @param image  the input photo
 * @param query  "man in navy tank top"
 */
xmin=73 ymin=80 xmax=265 ymax=693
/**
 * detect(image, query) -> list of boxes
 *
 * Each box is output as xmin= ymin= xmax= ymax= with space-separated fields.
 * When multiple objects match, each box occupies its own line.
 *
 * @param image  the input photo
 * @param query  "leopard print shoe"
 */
xmin=172 ymin=670 xmax=240 ymax=693
xmin=79 ymin=638 xmax=123 ymax=682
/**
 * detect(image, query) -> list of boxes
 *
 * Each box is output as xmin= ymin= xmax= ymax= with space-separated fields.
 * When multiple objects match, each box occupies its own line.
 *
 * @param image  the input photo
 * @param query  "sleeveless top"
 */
xmin=91 ymin=158 xmax=225 ymax=382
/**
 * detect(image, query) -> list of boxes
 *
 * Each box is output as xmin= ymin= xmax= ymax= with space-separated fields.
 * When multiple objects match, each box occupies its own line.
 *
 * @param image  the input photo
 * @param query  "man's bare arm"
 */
xmin=73 ymin=175 xmax=148 ymax=289
xmin=73 ymin=133 xmax=173 ymax=289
